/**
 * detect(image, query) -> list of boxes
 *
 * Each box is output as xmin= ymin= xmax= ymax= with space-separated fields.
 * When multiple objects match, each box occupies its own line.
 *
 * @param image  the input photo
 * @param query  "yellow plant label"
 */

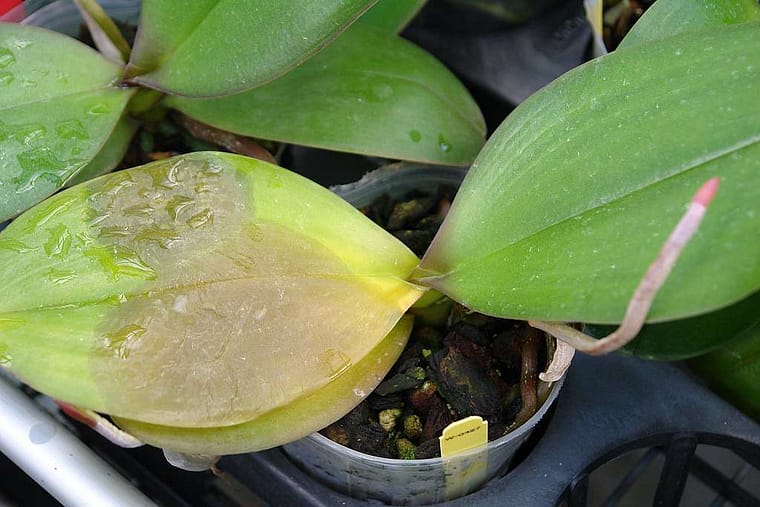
xmin=439 ymin=415 xmax=488 ymax=458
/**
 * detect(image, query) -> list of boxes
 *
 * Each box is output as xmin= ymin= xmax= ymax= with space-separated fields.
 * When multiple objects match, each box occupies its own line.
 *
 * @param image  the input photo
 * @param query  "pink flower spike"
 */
xmin=693 ymin=177 xmax=719 ymax=207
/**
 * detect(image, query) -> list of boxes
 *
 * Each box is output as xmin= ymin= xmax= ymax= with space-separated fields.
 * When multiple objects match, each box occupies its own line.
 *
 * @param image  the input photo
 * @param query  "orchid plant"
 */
xmin=0 ymin=0 xmax=758 ymax=466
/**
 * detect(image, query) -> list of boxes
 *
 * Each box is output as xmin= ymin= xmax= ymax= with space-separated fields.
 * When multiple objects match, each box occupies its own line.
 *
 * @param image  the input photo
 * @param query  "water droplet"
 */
xmin=84 ymin=245 xmax=157 ymax=281
xmin=151 ymin=160 xmax=184 ymax=188
xmin=186 ymin=208 xmax=213 ymax=229
xmin=0 ymin=344 xmax=12 ymax=365
xmin=247 ymin=223 xmax=264 ymax=242
xmin=45 ymin=268 xmax=76 ymax=285
xmin=55 ymin=119 xmax=89 ymax=140
xmin=14 ymin=148 xmax=82 ymax=193
xmin=409 ymin=130 xmax=422 ymax=143
xmin=199 ymin=162 xmax=224 ymax=178
xmin=0 ymin=121 xmax=46 ymax=145
xmin=24 ymin=196 xmax=77 ymax=232
xmin=166 ymin=195 xmax=194 ymax=220
xmin=0 ymin=71 xmax=13 ymax=87
xmin=135 ymin=226 xmax=181 ymax=248
xmin=98 ymin=225 xmax=131 ymax=238
xmin=0 ymin=238 xmax=34 ymax=253
xmin=123 ymin=203 xmax=155 ymax=218
xmin=194 ymin=183 xmax=211 ymax=194
xmin=103 ymin=324 xmax=146 ymax=359
xmin=87 ymin=104 xmax=110 ymax=116
xmin=44 ymin=224 xmax=72 ymax=259
xmin=437 ymin=134 xmax=451 ymax=153
xmin=12 ymin=39 xmax=32 ymax=50
xmin=320 ymin=349 xmax=352 ymax=380
xmin=0 ymin=48 xmax=15 ymax=68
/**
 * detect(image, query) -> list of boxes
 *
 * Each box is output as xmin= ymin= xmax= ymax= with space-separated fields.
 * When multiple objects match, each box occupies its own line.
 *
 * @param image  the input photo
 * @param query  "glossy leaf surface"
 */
xmin=0 ymin=152 xmax=423 ymax=428
xmin=360 ymin=0 xmax=427 ymax=32
xmin=0 ymin=23 xmax=133 ymax=221
xmin=587 ymin=291 xmax=760 ymax=360
xmin=418 ymin=24 xmax=760 ymax=324
xmin=114 ymin=317 xmax=413 ymax=454
xmin=690 ymin=322 xmax=760 ymax=420
xmin=620 ymin=0 xmax=760 ymax=49
xmin=169 ymin=24 xmax=485 ymax=165
xmin=128 ymin=0 xmax=376 ymax=97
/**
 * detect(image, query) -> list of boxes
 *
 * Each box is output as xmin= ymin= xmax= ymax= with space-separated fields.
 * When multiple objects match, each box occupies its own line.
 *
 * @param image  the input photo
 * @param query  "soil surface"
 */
xmin=320 ymin=187 xmax=552 ymax=460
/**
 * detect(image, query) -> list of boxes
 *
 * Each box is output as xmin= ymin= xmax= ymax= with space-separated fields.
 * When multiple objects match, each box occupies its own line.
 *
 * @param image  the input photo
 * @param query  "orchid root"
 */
xmin=530 ymin=177 xmax=719 ymax=356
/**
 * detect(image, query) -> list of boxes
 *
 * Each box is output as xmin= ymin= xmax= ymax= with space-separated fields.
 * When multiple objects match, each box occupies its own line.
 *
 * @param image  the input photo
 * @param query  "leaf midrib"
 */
xmin=0 ymin=271 xmax=419 ymax=317
xmin=0 ymin=84 xmax=124 ymax=114
xmin=433 ymin=133 xmax=760 ymax=280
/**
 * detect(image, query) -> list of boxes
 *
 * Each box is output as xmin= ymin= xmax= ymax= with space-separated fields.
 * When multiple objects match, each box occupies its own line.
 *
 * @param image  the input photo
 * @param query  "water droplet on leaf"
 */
xmin=55 ymin=120 xmax=89 ymax=140
xmin=437 ymin=134 xmax=451 ymax=153
xmin=45 ymin=268 xmax=76 ymax=285
xmin=0 ymin=71 xmax=13 ymax=87
xmin=409 ymin=130 xmax=422 ymax=143
xmin=186 ymin=208 xmax=213 ymax=229
xmin=43 ymin=224 xmax=72 ymax=259
xmin=103 ymin=324 xmax=147 ymax=359
xmin=0 ymin=238 xmax=35 ymax=253
xmin=84 ymin=245 xmax=157 ymax=280
xmin=87 ymin=104 xmax=110 ymax=116
xmin=166 ymin=195 xmax=194 ymax=220
xmin=0 ymin=48 xmax=15 ymax=68
xmin=320 ymin=349 xmax=352 ymax=380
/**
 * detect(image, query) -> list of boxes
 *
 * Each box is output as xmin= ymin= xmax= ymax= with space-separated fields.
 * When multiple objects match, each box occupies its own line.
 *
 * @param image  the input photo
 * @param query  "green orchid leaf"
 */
xmin=168 ymin=24 xmax=485 ymax=165
xmin=0 ymin=152 xmax=423 ymax=430
xmin=66 ymin=117 xmax=138 ymax=187
xmin=417 ymin=23 xmax=760 ymax=325
xmin=620 ymin=0 xmax=760 ymax=49
xmin=73 ymin=0 xmax=132 ymax=63
xmin=0 ymin=23 xmax=134 ymax=222
xmin=127 ymin=0 xmax=377 ymax=98
xmin=689 ymin=322 xmax=760 ymax=420
xmin=360 ymin=0 xmax=427 ymax=33
xmin=586 ymin=291 xmax=760 ymax=360
xmin=113 ymin=316 xmax=413 ymax=455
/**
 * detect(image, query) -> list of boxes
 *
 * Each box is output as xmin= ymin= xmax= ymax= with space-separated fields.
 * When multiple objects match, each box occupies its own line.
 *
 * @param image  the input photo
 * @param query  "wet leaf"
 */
xmin=418 ymin=24 xmax=760 ymax=325
xmin=168 ymin=24 xmax=485 ymax=165
xmin=620 ymin=0 xmax=760 ymax=49
xmin=114 ymin=317 xmax=413 ymax=455
xmin=0 ymin=23 xmax=133 ymax=221
xmin=66 ymin=117 xmax=138 ymax=187
xmin=127 ymin=0 xmax=376 ymax=97
xmin=360 ymin=0 xmax=427 ymax=33
xmin=0 ymin=152 xmax=423 ymax=429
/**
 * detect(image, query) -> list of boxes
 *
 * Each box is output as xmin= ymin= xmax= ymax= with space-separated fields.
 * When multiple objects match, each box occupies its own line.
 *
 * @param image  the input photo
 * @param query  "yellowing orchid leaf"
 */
xmin=114 ymin=316 xmax=413 ymax=455
xmin=0 ymin=152 xmax=423 ymax=430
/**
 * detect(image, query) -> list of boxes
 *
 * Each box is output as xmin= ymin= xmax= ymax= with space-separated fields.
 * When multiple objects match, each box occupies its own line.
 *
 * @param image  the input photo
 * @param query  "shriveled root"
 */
xmin=56 ymin=401 xmax=143 ymax=448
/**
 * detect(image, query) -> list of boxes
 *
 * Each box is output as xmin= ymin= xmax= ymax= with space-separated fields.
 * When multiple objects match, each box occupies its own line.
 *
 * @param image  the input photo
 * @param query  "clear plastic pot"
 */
xmin=283 ymin=165 xmax=566 ymax=505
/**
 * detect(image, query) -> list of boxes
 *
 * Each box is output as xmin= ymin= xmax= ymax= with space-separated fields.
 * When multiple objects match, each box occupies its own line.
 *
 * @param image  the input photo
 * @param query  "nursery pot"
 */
xmin=282 ymin=165 xmax=566 ymax=505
